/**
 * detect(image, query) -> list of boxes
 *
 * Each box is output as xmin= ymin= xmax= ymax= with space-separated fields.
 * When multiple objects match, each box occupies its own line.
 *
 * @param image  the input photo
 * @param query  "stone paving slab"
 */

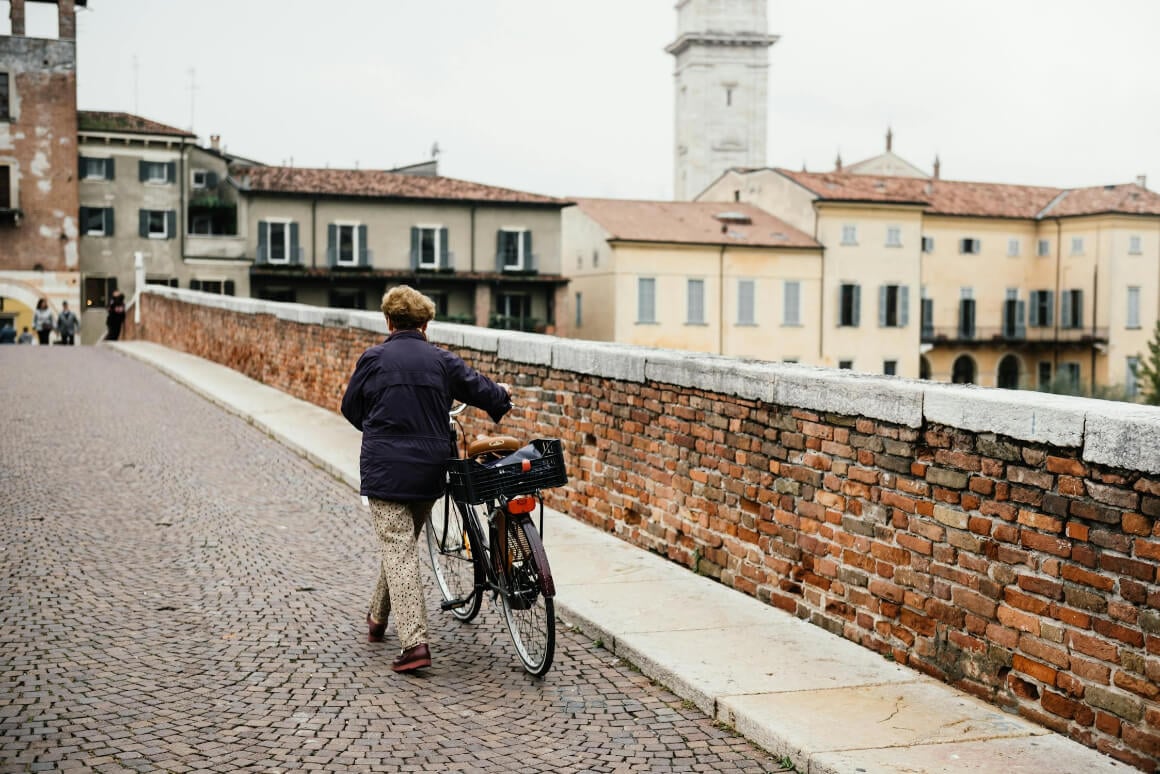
xmin=104 ymin=341 xmax=1135 ymax=773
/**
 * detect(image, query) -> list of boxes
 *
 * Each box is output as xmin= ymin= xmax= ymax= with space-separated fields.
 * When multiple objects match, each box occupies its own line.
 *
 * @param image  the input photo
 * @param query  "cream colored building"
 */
xmin=562 ymin=199 xmax=822 ymax=362
xmin=700 ymin=157 xmax=1160 ymax=395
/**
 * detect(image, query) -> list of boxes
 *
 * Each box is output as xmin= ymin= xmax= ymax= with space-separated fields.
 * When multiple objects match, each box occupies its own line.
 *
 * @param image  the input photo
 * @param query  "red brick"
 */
xmin=1060 ymin=564 xmax=1115 ymax=591
xmin=997 ymin=604 xmax=1041 ymax=634
xmin=1046 ymin=456 xmax=1086 ymax=476
xmin=1012 ymin=653 xmax=1057 ymax=684
xmin=1069 ymin=630 xmax=1120 ymax=662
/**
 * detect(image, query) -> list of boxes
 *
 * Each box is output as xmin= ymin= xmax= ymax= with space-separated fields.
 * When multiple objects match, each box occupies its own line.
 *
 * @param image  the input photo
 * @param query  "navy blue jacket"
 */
xmin=341 ymin=330 xmax=510 ymax=501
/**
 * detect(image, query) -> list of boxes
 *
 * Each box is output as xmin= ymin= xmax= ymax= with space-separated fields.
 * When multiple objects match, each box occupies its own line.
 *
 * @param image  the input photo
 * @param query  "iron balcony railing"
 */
xmin=255 ymin=245 xmax=305 ymax=265
xmin=921 ymin=325 xmax=1109 ymax=344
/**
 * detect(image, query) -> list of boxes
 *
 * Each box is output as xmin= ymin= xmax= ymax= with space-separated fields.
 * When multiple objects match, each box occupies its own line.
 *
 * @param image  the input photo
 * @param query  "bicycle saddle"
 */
xmin=467 ymin=435 xmax=522 ymax=459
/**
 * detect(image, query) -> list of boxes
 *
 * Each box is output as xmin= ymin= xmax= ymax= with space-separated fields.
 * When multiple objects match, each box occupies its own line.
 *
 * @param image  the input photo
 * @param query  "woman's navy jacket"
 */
xmin=341 ymin=330 xmax=510 ymax=501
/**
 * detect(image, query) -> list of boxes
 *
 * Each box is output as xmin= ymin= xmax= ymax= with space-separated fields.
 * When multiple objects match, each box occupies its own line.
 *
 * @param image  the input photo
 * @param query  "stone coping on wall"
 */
xmin=143 ymin=286 xmax=1160 ymax=475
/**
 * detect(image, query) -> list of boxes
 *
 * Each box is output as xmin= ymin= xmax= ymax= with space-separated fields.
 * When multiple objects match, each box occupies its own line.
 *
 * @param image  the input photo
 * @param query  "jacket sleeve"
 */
xmin=445 ymin=352 xmax=511 ymax=424
xmin=341 ymin=353 xmax=372 ymax=431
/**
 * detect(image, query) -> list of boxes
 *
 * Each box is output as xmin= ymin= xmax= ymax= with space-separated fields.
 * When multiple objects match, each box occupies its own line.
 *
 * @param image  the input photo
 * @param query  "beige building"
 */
xmin=562 ymin=199 xmax=822 ymax=361
xmin=700 ymin=157 xmax=1160 ymax=395
xmin=236 ymin=166 xmax=571 ymax=332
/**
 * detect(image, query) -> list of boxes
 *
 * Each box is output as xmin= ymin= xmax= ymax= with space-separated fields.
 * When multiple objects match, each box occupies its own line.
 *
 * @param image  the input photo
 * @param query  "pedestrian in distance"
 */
xmin=341 ymin=284 xmax=512 ymax=673
xmin=105 ymin=290 xmax=126 ymax=341
xmin=0 ymin=320 xmax=15 ymax=344
xmin=17 ymin=326 xmax=34 ymax=344
xmin=56 ymin=301 xmax=79 ymax=345
xmin=32 ymin=298 xmax=54 ymax=345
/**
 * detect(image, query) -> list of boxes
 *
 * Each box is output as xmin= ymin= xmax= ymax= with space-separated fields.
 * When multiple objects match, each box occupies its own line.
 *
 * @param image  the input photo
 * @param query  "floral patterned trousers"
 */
xmin=368 ymin=498 xmax=434 ymax=651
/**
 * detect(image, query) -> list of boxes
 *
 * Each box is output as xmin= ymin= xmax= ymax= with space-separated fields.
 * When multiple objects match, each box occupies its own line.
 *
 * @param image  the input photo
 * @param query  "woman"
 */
xmin=105 ymin=290 xmax=126 ymax=341
xmin=341 ymin=285 xmax=511 ymax=673
xmin=32 ymin=298 xmax=54 ymax=346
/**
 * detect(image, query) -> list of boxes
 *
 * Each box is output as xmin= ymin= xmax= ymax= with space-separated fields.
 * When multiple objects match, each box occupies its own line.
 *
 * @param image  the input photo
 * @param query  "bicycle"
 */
xmin=425 ymin=403 xmax=567 ymax=677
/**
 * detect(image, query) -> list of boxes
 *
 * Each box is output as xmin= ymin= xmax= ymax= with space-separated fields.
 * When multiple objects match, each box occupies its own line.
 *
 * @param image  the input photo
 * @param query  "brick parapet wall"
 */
xmin=127 ymin=288 xmax=1160 ymax=770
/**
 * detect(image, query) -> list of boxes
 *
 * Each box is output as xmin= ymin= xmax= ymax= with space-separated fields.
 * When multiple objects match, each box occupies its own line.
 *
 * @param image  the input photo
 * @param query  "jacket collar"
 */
xmin=387 ymin=329 xmax=427 ymax=343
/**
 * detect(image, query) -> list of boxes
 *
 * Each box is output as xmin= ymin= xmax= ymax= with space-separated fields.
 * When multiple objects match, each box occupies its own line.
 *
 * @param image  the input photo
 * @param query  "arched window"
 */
xmin=952 ymin=355 xmax=976 ymax=385
xmin=997 ymin=354 xmax=1021 ymax=390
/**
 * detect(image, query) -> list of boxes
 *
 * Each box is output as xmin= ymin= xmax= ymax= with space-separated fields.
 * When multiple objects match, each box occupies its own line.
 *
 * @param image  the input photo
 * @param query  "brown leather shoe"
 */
xmin=391 ymin=642 xmax=431 ymax=673
xmin=367 ymin=613 xmax=387 ymax=643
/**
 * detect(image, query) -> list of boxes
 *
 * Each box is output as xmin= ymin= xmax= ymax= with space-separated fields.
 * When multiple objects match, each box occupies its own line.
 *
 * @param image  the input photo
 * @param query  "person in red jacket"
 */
xmin=341 ymin=285 xmax=510 ymax=672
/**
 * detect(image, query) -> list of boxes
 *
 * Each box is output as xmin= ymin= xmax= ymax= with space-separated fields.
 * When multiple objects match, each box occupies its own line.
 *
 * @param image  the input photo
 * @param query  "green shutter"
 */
xmin=410 ymin=227 xmax=419 ymax=270
xmin=852 ymin=285 xmax=861 ymax=327
xmin=138 ymin=209 xmax=148 ymax=237
xmin=205 ymin=171 xmax=218 ymax=188
xmin=523 ymin=230 xmax=533 ymax=271
xmin=257 ymin=221 xmax=268 ymax=264
xmin=289 ymin=222 xmax=300 ymax=265
xmin=224 ymin=280 xmax=235 ymax=296
xmin=79 ymin=205 xmax=89 ymax=226
xmin=439 ymin=227 xmax=448 ymax=269
xmin=107 ymin=157 xmax=115 ymax=181
xmin=166 ymin=162 xmax=176 ymax=183
xmin=496 ymin=230 xmax=504 ymax=272
xmin=327 ymin=224 xmax=337 ymax=267
xmin=166 ymin=210 xmax=176 ymax=240
xmin=104 ymin=207 xmax=114 ymax=236
xmin=878 ymin=285 xmax=887 ymax=327
xmin=899 ymin=286 xmax=909 ymax=327
xmin=358 ymin=224 xmax=368 ymax=266
xmin=138 ymin=160 xmax=148 ymax=182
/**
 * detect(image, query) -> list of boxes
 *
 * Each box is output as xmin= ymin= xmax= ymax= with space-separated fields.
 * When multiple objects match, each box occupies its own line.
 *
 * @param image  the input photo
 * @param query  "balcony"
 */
xmin=922 ymin=325 xmax=1109 ymax=346
xmin=255 ymin=245 xmax=305 ymax=266
xmin=186 ymin=233 xmax=247 ymax=260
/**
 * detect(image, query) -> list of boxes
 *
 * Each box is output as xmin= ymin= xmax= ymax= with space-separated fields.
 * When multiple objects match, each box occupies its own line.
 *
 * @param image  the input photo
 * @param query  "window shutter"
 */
xmin=166 ymin=162 xmax=176 ymax=183
xmin=166 ymin=210 xmax=176 ymax=239
xmin=523 ymin=230 xmax=533 ymax=271
xmin=138 ymin=160 xmax=148 ymax=182
xmin=104 ymin=207 xmax=114 ymax=236
xmin=79 ymin=205 xmax=89 ymax=225
xmin=852 ymin=285 xmax=861 ymax=327
xmin=224 ymin=280 xmax=235 ymax=296
xmin=257 ymin=221 xmax=269 ymax=264
xmin=358 ymin=224 xmax=368 ymax=266
xmin=1045 ymin=291 xmax=1055 ymax=327
xmin=409 ymin=226 xmax=419 ymax=270
xmin=1061 ymin=291 xmax=1072 ymax=329
xmin=878 ymin=285 xmax=887 ymax=327
xmin=899 ymin=286 xmax=909 ymax=327
xmin=439 ymin=226 xmax=449 ymax=269
xmin=138 ymin=209 xmax=148 ymax=237
xmin=1016 ymin=300 xmax=1026 ymax=339
xmin=107 ymin=157 xmax=115 ymax=180
xmin=289 ymin=222 xmax=300 ymax=265
xmin=190 ymin=279 xmax=202 ymax=291
xmin=1075 ymin=290 xmax=1084 ymax=328
xmin=496 ymin=230 xmax=504 ymax=272
xmin=206 ymin=171 xmax=218 ymax=188
xmin=327 ymin=224 xmax=337 ymax=268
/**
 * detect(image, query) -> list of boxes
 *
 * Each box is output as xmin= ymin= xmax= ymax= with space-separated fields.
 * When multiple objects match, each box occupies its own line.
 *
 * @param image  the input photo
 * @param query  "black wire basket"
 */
xmin=446 ymin=439 xmax=567 ymax=504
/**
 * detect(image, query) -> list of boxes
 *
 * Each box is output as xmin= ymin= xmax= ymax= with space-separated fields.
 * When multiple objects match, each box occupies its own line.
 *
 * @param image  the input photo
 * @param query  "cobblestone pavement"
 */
xmin=1 ymin=347 xmax=783 ymax=773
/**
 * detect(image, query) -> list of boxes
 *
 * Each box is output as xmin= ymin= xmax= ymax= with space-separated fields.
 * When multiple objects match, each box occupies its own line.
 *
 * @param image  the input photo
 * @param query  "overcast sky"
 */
xmin=17 ymin=0 xmax=1158 ymax=200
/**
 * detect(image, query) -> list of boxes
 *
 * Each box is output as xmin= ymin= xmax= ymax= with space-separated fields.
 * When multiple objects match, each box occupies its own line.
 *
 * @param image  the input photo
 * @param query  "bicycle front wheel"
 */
xmin=426 ymin=497 xmax=484 ymax=622
xmin=499 ymin=515 xmax=556 ymax=677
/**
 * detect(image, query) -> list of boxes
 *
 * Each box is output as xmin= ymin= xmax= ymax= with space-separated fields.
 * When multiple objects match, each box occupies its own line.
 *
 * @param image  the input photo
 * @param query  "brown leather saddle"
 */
xmin=466 ymin=435 xmax=521 ymax=460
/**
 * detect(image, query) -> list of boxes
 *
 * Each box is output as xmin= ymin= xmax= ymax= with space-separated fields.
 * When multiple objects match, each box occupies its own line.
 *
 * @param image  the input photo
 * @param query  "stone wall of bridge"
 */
xmin=125 ymin=288 xmax=1160 ymax=770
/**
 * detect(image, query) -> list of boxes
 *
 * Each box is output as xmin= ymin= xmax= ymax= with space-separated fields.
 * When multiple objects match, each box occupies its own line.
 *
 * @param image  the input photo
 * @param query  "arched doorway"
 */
xmin=997 ymin=354 xmax=1021 ymax=389
xmin=919 ymin=356 xmax=931 ymax=380
xmin=952 ymin=355 xmax=976 ymax=384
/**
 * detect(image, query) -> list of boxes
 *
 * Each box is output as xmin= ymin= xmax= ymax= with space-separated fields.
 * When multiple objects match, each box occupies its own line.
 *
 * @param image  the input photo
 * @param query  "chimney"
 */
xmin=210 ymin=134 xmax=221 ymax=152
xmin=1137 ymin=174 xmax=1148 ymax=189
xmin=834 ymin=152 xmax=843 ymax=172
xmin=10 ymin=0 xmax=25 ymax=36
xmin=886 ymin=126 xmax=893 ymax=152
xmin=58 ymin=0 xmax=76 ymax=40
xmin=932 ymin=155 xmax=941 ymax=181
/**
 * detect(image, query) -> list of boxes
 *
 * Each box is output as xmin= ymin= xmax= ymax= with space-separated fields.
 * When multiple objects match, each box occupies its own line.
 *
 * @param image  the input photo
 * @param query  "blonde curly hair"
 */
xmin=381 ymin=285 xmax=436 ymax=331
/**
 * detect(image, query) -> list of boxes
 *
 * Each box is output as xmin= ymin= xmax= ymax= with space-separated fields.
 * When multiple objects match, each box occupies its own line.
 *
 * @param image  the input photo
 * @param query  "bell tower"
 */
xmin=667 ymin=0 xmax=777 ymax=200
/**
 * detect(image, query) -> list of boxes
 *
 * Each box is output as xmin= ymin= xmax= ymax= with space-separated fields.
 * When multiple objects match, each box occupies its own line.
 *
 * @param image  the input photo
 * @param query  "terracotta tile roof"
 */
xmin=573 ymin=198 xmax=820 ymax=249
xmin=232 ymin=166 xmax=568 ymax=206
xmin=775 ymin=169 xmax=1160 ymax=219
xmin=78 ymin=111 xmax=196 ymax=138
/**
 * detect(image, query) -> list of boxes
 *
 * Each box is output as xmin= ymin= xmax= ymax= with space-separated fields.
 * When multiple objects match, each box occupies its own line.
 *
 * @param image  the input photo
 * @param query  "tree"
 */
xmin=1135 ymin=319 xmax=1160 ymax=405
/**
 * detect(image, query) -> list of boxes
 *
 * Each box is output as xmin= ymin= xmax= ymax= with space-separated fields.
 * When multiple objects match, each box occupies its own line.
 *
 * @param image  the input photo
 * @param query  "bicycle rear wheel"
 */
xmin=498 ymin=515 xmax=556 ymax=677
xmin=425 ymin=496 xmax=484 ymax=622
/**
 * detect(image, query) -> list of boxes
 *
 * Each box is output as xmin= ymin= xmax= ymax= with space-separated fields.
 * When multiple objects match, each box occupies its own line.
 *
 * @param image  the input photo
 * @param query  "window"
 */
xmin=328 ymin=289 xmax=363 ymax=309
xmin=637 ymin=278 xmax=656 ymax=323
xmin=838 ymin=360 xmax=853 ymax=370
xmin=1127 ymin=357 xmax=1140 ymax=398
xmin=838 ymin=283 xmax=860 ymax=327
xmin=737 ymin=279 xmax=755 ymax=325
xmin=80 ymin=206 xmax=113 ymax=236
xmin=1070 ymin=237 xmax=1084 ymax=256
xmin=1127 ymin=286 xmax=1141 ymax=328
xmin=841 ymin=225 xmax=857 ymax=245
xmin=83 ymin=276 xmax=117 ymax=308
xmin=1061 ymin=362 xmax=1081 ymax=392
xmin=1037 ymin=361 xmax=1053 ymax=390
xmin=959 ymin=238 xmax=981 ymax=255
xmin=575 ymin=292 xmax=583 ymax=328
xmin=336 ymin=224 xmax=358 ymax=266
xmin=1061 ymin=289 xmax=1083 ymax=329
xmin=1029 ymin=290 xmax=1054 ymax=327
xmin=1002 ymin=288 xmax=1024 ymax=339
xmin=191 ymin=169 xmax=210 ymax=189
xmin=495 ymin=293 xmax=532 ymax=330
xmin=886 ymin=226 xmax=902 ymax=247
xmin=686 ymin=279 xmax=705 ymax=324
xmin=259 ymin=287 xmax=296 ymax=303
xmin=1007 ymin=238 xmax=1021 ymax=257
xmin=921 ymin=296 xmax=934 ymax=338
xmin=783 ymin=281 xmax=801 ymax=326
xmin=498 ymin=228 xmax=531 ymax=271
xmin=139 ymin=160 xmax=174 ymax=184
xmin=878 ymin=284 xmax=908 ymax=328
xmin=883 ymin=360 xmax=898 ymax=376
xmin=1129 ymin=235 xmax=1142 ymax=255
xmin=958 ymin=287 xmax=976 ymax=338
xmin=81 ymin=156 xmax=113 ymax=181
xmin=921 ymin=236 xmax=934 ymax=253
xmin=139 ymin=209 xmax=175 ymax=239
xmin=189 ymin=279 xmax=235 ymax=296
xmin=0 ymin=72 xmax=9 ymax=122
xmin=258 ymin=220 xmax=298 ymax=264
xmin=411 ymin=225 xmax=445 ymax=270
xmin=1037 ymin=239 xmax=1051 ymax=257
xmin=145 ymin=276 xmax=179 ymax=288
